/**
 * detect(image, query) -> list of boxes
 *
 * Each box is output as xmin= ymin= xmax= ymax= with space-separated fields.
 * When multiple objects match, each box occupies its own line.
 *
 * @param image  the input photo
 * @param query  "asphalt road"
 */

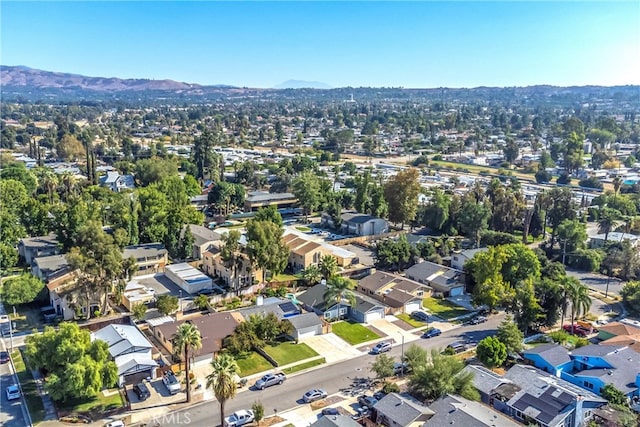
xmin=149 ymin=314 xmax=505 ymax=427
xmin=0 ymin=340 xmax=29 ymax=427
xmin=566 ymin=269 xmax=624 ymax=297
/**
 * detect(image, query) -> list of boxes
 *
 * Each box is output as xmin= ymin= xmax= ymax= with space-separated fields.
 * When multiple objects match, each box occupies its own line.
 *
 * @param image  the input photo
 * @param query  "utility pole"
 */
xmin=400 ymin=333 xmax=405 ymax=376
xmin=562 ymin=239 xmax=568 ymax=266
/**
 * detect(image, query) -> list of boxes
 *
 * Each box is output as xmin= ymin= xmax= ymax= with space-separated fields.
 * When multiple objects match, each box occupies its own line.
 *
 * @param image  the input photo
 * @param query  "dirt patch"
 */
xmin=392 ymin=319 xmax=415 ymax=331
xmin=261 ymin=415 xmax=286 ymax=426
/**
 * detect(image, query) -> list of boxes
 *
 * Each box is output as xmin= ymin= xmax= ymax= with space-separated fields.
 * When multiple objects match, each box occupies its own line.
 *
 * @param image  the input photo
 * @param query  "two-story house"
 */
xmin=405 ymin=261 xmax=465 ymax=297
xmin=122 ymin=243 xmax=168 ymax=276
xmin=357 ymin=270 xmax=430 ymax=315
xmin=99 ymin=171 xmax=135 ymax=193
xmin=18 ymin=234 xmax=60 ymax=266
xmin=92 ymin=324 xmax=158 ymax=386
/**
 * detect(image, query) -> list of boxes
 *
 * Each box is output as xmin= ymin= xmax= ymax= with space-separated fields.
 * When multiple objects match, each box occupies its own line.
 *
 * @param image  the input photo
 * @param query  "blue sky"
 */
xmin=2 ymin=1 xmax=639 ymax=88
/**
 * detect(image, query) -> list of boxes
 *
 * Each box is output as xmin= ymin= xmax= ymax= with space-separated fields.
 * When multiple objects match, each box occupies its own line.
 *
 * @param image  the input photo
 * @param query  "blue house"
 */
xmin=522 ymin=343 xmax=572 ymax=376
xmin=523 ymin=343 xmax=640 ymax=400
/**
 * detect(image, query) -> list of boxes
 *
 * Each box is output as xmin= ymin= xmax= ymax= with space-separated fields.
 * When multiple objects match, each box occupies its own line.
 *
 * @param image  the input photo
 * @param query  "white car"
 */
xmin=105 ymin=421 xmax=125 ymax=427
xmin=6 ymin=384 xmax=20 ymax=401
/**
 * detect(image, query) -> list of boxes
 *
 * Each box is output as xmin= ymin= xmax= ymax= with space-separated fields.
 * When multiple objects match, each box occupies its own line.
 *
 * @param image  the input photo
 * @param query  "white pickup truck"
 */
xmin=224 ymin=409 xmax=255 ymax=427
xmin=162 ymin=371 xmax=181 ymax=394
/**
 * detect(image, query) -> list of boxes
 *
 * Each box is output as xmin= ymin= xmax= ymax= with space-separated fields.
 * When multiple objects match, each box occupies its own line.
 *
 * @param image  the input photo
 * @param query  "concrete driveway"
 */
xmin=304 ymin=333 xmax=362 ymax=363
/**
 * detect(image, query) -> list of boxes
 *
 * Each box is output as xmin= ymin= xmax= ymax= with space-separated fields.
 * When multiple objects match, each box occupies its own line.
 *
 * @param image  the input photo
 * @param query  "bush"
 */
xmin=567 ymin=249 xmax=603 ymax=272
xmin=579 ymin=176 xmax=604 ymax=189
xmin=432 ymin=154 xmax=443 ymax=161
xmin=557 ymin=174 xmax=572 ymax=185
xmin=382 ymin=382 xmax=400 ymax=394
xmin=620 ymin=282 xmax=640 ymax=314
xmin=476 ymin=337 xmax=507 ymax=368
xmin=535 ymin=169 xmax=552 ymax=184
xmin=480 ymin=230 xmax=519 ymax=246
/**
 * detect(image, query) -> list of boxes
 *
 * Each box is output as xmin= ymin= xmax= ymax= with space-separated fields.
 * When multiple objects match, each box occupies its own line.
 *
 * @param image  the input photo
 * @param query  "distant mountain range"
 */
xmin=274 ymin=80 xmax=332 ymax=89
xmin=0 ymin=65 xmax=235 ymax=92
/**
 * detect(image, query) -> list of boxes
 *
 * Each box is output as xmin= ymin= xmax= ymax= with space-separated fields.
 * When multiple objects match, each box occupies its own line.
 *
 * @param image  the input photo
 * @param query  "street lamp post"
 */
xmin=400 ymin=333 xmax=405 ymax=376
xmin=178 ymin=290 xmax=183 ymax=312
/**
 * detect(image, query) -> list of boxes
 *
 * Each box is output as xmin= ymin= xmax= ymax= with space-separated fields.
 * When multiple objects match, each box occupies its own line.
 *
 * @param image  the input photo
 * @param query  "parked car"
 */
xmin=162 ymin=371 xmax=181 ymax=394
xmin=357 ymin=395 xmax=379 ymax=408
xmin=393 ymin=362 xmax=410 ymax=375
xmin=351 ymin=406 xmax=371 ymax=421
xmin=224 ymin=410 xmax=255 ymax=427
xmin=5 ymin=384 xmax=20 ymax=401
xmin=370 ymin=341 xmax=392 ymax=354
xmin=254 ymin=372 xmax=286 ymax=390
xmin=410 ymin=311 xmax=429 ymax=322
xmin=105 ymin=420 xmax=126 ymax=427
xmin=133 ymin=382 xmax=150 ymax=400
xmin=446 ymin=341 xmax=470 ymax=354
xmin=0 ymin=351 xmax=9 ymax=364
xmin=470 ymin=316 xmax=488 ymax=325
xmin=303 ymin=388 xmax=328 ymax=403
xmin=422 ymin=328 xmax=442 ymax=338
xmin=563 ymin=324 xmax=588 ymax=337
xmin=321 ymin=408 xmax=340 ymax=416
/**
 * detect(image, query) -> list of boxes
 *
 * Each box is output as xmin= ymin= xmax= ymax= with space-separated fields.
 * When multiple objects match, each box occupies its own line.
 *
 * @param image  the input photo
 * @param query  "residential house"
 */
xmin=189 ymin=194 xmax=209 ymax=211
xmin=244 ymin=191 xmax=297 ymax=212
xmin=405 ymin=261 xmax=465 ymax=297
xmin=92 ymin=324 xmax=158 ymax=386
xmin=492 ymin=364 xmax=606 ymax=427
xmin=282 ymin=231 xmax=356 ymax=271
xmin=450 ymin=248 xmax=488 ymax=271
xmin=322 ymin=212 xmax=389 ymax=236
xmin=309 ymin=415 xmax=360 ymax=427
xmin=287 ymin=313 xmax=324 ymax=341
xmin=521 ymin=343 xmax=572 ymax=377
xmin=186 ymin=224 xmax=222 ymax=260
xmin=373 ymin=392 xmax=434 ymax=427
xmin=522 ymin=342 xmax=640 ymax=399
xmin=32 ymin=254 xmax=80 ymax=320
xmin=149 ymin=312 xmax=243 ymax=364
xmin=202 ymin=245 xmax=263 ymax=290
xmin=122 ymin=243 xmax=168 ymax=276
xmin=357 ymin=271 xmax=430 ymax=314
xmin=297 ymin=283 xmax=385 ymax=323
xmin=597 ymin=321 xmax=640 ymax=341
xmin=424 ymin=394 xmax=519 ymax=427
xmin=99 ymin=171 xmax=135 ymax=192
xmin=462 ymin=365 xmax=514 ymax=405
xmin=18 ymin=234 xmax=60 ymax=266
xmin=589 ymin=232 xmax=640 ymax=249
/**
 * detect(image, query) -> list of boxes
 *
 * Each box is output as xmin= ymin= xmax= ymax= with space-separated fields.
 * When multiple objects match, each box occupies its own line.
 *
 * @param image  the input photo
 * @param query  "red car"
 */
xmin=563 ymin=325 xmax=588 ymax=337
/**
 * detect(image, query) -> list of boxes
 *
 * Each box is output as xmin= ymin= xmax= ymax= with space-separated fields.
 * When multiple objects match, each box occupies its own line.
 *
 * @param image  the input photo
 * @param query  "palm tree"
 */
xmin=566 ymin=280 xmax=592 ymax=334
xmin=206 ymin=353 xmax=240 ymax=427
xmin=174 ymin=322 xmax=203 ymax=403
xmin=300 ymin=264 xmax=321 ymax=287
xmin=319 ymin=255 xmax=338 ymax=280
xmin=558 ymin=276 xmax=576 ymax=329
xmin=598 ymin=207 xmax=622 ymax=242
xmin=323 ymin=276 xmax=357 ymax=321
xmin=613 ymin=176 xmax=622 ymax=197
xmin=221 ymin=230 xmax=244 ymax=293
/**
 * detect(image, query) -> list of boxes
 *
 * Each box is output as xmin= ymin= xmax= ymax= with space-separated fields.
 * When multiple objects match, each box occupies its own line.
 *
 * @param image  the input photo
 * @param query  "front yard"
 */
xmin=331 ymin=321 xmax=381 ymax=345
xmin=235 ymin=351 xmax=274 ymax=377
xmin=262 ymin=342 xmax=319 ymax=366
xmin=395 ymin=313 xmax=426 ymax=328
xmin=58 ymin=389 xmax=124 ymax=418
xmin=422 ymin=297 xmax=469 ymax=320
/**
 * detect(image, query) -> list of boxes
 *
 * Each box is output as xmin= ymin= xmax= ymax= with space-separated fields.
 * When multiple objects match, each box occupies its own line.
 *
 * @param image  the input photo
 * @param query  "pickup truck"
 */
xmin=224 ymin=409 xmax=255 ymax=427
xmin=162 ymin=371 xmax=181 ymax=394
xmin=254 ymin=372 xmax=286 ymax=390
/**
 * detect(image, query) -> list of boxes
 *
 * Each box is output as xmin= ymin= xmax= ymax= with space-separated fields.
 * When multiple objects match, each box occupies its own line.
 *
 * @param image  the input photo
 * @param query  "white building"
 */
xmin=165 ymin=263 xmax=213 ymax=294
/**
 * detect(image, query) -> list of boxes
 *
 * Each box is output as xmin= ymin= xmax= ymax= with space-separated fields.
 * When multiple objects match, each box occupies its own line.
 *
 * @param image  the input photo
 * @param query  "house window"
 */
xmin=515 ymin=410 xmax=523 ymax=420
xmin=584 ymin=381 xmax=594 ymax=390
xmin=585 ymin=410 xmax=592 ymax=419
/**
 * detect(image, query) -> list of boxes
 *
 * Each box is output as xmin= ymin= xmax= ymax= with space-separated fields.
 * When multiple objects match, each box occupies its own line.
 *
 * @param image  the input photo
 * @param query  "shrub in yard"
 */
xmin=382 ymin=382 xmax=400 ymax=394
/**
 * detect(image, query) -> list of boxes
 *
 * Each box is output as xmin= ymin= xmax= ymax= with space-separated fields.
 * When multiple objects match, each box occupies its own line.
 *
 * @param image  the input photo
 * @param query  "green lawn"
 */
xmin=272 ymin=273 xmax=300 ymax=282
xmin=281 ymin=358 xmax=326 ymax=375
xmin=422 ymin=297 xmax=469 ymax=320
xmin=295 ymin=226 xmax=311 ymax=232
xmin=58 ymin=389 xmax=124 ymax=416
xmin=263 ymin=342 xmax=319 ymax=366
xmin=11 ymin=350 xmax=46 ymax=424
xmin=395 ymin=313 xmax=426 ymax=328
xmin=235 ymin=352 xmax=274 ymax=377
xmin=331 ymin=321 xmax=381 ymax=345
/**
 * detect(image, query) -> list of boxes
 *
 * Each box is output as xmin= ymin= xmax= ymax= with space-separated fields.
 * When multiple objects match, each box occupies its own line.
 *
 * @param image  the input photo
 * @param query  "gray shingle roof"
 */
xmin=522 ymin=343 xmax=572 ymax=367
xmin=424 ymin=395 xmax=520 ymax=427
xmin=310 ymin=415 xmax=360 ymax=427
xmin=341 ymin=212 xmax=378 ymax=224
xmin=463 ymin=364 xmax=511 ymax=396
xmin=286 ymin=312 xmax=323 ymax=330
xmin=374 ymin=393 xmax=433 ymax=427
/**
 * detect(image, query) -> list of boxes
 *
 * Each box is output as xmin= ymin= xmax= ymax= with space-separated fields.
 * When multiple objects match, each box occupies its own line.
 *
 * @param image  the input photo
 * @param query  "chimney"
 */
xmin=175 ymin=309 xmax=184 ymax=321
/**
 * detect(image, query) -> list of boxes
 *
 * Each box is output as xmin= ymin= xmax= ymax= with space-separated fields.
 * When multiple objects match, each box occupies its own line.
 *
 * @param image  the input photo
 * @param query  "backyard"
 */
xmin=331 ymin=321 xmax=381 ymax=345
xmin=422 ymin=297 xmax=469 ymax=320
xmin=262 ymin=342 xmax=319 ymax=366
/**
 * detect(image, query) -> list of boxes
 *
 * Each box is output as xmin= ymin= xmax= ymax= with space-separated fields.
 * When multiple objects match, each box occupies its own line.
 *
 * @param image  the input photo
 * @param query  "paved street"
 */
xmin=144 ymin=314 xmax=504 ymax=427
xmin=0 ymin=303 xmax=29 ymax=427
xmin=566 ymin=269 xmax=624 ymax=297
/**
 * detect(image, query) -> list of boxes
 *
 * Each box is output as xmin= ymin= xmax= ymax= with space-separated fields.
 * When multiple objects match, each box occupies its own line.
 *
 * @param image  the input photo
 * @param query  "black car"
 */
xmin=357 ymin=395 xmax=379 ymax=408
xmin=410 ymin=311 xmax=429 ymax=322
xmin=0 ymin=351 xmax=9 ymax=364
xmin=421 ymin=328 xmax=442 ymax=338
xmin=321 ymin=408 xmax=340 ymax=416
xmin=133 ymin=382 xmax=151 ymax=400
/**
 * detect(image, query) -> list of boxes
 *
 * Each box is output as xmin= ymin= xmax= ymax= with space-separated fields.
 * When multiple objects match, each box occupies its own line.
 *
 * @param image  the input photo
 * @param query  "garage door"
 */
xmin=297 ymin=328 xmax=319 ymax=341
xmin=405 ymin=301 xmax=420 ymax=313
xmin=365 ymin=310 xmax=384 ymax=322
